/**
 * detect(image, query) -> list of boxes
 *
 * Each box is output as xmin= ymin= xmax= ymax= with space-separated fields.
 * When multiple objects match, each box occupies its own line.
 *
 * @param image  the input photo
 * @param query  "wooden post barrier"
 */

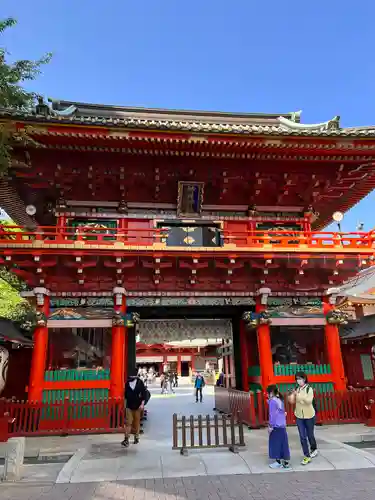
xmin=213 ymin=386 xmax=231 ymax=415
xmin=0 ymin=397 xmax=126 ymax=436
xmin=172 ymin=413 xmax=245 ymax=455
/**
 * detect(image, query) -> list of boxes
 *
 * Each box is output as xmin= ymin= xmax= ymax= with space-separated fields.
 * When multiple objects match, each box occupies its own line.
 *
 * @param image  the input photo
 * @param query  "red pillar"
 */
xmin=229 ymin=354 xmax=235 ymax=388
xmin=177 ymin=353 xmax=182 ymax=376
xmin=28 ymin=289 xmax=49 ymax=401
xmin=110 ymin=288 xmax=126 ymax=399
xmin=224 ymin=355 xmax=229 ymax=388
xmin=57 ymin=215 xmax=66 ymax=236
xmin=239 ymin=319 xmax=249 ymax=391
xmin=323 ymin=298 xmax=346 ymax=391
xmin=256 ymin=298 xmax=274 ymax=390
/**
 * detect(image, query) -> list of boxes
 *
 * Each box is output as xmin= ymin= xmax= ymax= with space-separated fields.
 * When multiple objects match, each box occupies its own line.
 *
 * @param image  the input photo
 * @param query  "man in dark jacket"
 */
xmin=194 ymin=373 xmax=205 ymax=403
xmin=122 ymin=370 xmax=147 ymax=448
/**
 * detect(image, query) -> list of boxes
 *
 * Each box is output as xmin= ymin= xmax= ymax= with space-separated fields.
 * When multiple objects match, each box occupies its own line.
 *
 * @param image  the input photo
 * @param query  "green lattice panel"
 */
xmin=277 ymin=382 xmax=334 ymax=394
xmin=41 ymin=389 xmax=110 ymax=420
xmin=42 ymin=369 xmax=110 ymax=421
xmin=274 ymin=364 xmax=331 ymax=376
xmin=44 ymin=369 xmax=110 ymax=382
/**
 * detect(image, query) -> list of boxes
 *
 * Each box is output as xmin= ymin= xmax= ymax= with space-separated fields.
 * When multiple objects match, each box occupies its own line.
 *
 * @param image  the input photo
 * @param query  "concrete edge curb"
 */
xmin=56 ymin=448 xmax=86 ymax=484
xmin=320 ymin=437 xmax=375 ymax=466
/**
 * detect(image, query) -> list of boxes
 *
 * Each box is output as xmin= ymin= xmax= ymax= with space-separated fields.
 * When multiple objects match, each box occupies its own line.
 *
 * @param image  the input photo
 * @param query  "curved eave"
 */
xmin=2 ymin=111 xmax=375 ymax=138
xmin=13 ymin=123 xmax=375 ymax=157
xmin=315 ymin=166 xmax=375 ymax=230
xmin=5 ymin=115 xmax=375 ymax=232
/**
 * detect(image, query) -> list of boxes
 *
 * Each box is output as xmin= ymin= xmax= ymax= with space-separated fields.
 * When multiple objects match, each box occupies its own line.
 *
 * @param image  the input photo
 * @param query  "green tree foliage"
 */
xmin=0 ymin=218 xmax=35 ymax=333
xmin=0 ymin=17 xmax=52 ymax=174
xmin=0 ymin=273 xmax=25 ymax=317
xmin=0 ymin=275 xmax=36 ymax=334
xmin=0 ymin=218 xmax=28 ymax=292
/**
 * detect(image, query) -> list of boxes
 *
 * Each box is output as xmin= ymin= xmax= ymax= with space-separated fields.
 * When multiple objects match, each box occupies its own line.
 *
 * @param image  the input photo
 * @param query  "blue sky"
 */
xmin=2 ymin=0 xmax=375 ymax=231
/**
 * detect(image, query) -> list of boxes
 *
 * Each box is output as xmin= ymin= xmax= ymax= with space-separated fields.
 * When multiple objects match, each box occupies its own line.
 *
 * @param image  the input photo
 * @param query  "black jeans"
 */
xmin=195 ymin=388 xmax=203 ymax=402
xmin=296 ymin=417 xmax=317 ymax=457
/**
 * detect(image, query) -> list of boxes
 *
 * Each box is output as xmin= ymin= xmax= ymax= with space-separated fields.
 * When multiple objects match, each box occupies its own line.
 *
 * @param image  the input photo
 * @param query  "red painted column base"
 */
xmin=110 ymin=325 xmax=126 ymax=399
xmin=323 ymin=300 xmax=347 ymax=391
xmin=239 ymin=319 xmax=249 ymax=392
xmin=256 ymin=300 xmax=274 ymax=391
xmin=110 ymin=290 xmax=127 ymax=399
xmin=28 ymin=325 xmax=48 ymax=402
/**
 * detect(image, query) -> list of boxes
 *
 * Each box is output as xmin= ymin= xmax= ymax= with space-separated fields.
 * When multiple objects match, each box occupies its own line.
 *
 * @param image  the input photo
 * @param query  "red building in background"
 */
xmin=1 ymin=100 xmax=375 ymax=407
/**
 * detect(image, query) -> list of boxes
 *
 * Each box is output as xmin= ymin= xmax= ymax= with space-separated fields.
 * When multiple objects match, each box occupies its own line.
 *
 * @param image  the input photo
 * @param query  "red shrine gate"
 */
xmin=1 ymin=100 xmax=375 ymax=433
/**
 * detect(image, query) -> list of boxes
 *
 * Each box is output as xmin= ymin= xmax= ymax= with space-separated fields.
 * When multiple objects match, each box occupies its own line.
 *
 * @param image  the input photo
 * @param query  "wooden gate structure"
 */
xmin=172 ymin=413 xmax=245 ymax=455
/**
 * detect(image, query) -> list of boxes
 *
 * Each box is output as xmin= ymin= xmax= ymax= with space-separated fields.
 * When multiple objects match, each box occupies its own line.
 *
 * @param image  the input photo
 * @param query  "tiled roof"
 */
xmin=2 ymin=101 xmax=375 ymax=138
xmin=0 ymin=180 xmax=36 ymax=229
xmin=0 ymin=318 xmax=33 ymax=345
xmin=340 ymin=315 xmax=375 ymax=339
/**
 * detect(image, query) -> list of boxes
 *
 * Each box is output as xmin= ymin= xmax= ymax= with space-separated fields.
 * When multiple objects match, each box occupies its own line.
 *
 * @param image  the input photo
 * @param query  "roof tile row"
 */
xmin=2 ymin=108 xmax=375 ymax=138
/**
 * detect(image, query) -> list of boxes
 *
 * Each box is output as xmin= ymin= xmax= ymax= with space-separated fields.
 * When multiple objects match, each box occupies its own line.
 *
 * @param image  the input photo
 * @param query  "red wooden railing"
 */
xmin=0 ymin=398 xmax=125 ymax=437
xmin=214 ymin=387 xmax=373 ymax=428
xmin=0 ymin=225 xmax=374 ymax=252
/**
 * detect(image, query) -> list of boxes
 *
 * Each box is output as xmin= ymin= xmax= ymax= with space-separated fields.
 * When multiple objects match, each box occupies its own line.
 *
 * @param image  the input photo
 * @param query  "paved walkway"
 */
xmin=1 ymin=469 xmax=375 ymax=499
xmin=1 ymin=383 xmax=375 ymax=483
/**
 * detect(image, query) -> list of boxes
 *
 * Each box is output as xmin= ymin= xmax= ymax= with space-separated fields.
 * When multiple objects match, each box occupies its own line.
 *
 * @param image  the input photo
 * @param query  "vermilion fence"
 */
xmin=1 ymin=225 xmax=375 ymax=251
xmin=214 ymin=387 xmax=373 ymax=428
xmin=0 ymin=398 xmax=125 ymax=437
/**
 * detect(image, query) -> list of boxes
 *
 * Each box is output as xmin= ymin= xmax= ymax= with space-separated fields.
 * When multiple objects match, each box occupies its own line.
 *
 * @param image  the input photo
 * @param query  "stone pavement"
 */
xmin=1 ymin=469 xmax=375 ymax=499
xmin=1 ymin=383 xmax=375 ymax=483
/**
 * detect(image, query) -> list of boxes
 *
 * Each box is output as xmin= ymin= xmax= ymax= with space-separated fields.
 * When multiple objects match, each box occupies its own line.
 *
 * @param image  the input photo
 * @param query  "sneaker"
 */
xmin=134 ymin=437 xmax=140 ymax=445
xmin=301 ymin=456 xmax=311 ymax=465
xmin=282 ymin=461 xmax=291 ymax=469
xmin=310 ymin=449 xmax=318 ymax=458
xmin=269 ymin=461 xmax=283 ymax=469
xmin=121 ymin=438 xmax=129 ymax=448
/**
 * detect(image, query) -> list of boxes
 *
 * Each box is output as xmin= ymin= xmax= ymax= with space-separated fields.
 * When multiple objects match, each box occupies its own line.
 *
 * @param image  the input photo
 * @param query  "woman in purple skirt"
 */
xmin=267 ymin=385 xmax=290 ymax=469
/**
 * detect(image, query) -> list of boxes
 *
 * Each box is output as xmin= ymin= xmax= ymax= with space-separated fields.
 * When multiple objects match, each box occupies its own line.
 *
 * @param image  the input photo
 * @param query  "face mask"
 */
xmin=296 ymin=378 xmax=305 ymax=387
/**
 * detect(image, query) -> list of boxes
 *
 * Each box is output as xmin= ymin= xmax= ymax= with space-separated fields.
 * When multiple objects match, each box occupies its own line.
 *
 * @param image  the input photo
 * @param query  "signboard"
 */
xmin=268 ymin=297 xmax=323 ymax=318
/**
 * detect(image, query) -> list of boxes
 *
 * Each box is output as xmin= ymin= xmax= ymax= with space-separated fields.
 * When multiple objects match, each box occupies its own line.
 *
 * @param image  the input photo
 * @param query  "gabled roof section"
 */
xmin=50 ymin=99 xmax=302 ymax=126
xmin=340 ymin=315 xmax=375 ymax=340
xmin=2 ymin=98 xmax=375 ymax=138
xmin=333 ymin=266 xmax=375 ymax=306
xmin=0 ymin=318 xmax=33 ymax=346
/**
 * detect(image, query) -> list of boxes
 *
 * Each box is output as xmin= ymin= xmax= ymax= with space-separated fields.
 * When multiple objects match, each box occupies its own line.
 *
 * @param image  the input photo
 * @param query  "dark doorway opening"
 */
xmin=181 ymin=361 xmax=190 ymax=377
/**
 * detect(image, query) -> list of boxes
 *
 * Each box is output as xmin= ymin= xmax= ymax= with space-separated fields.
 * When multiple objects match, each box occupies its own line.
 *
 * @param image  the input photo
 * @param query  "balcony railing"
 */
xmin=0 ymin=225 xmax=375 ymax=252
